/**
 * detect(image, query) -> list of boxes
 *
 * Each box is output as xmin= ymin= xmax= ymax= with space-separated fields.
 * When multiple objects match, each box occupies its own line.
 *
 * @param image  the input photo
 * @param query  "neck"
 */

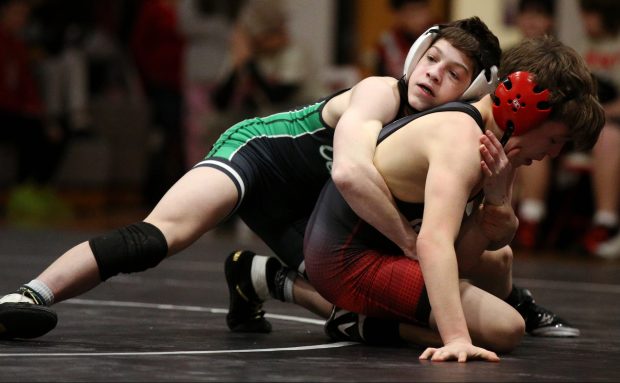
xmin=474 ymin=94 xmax=522 ymax=166
xmin=473 ymin=94 xmax=504 ymax=142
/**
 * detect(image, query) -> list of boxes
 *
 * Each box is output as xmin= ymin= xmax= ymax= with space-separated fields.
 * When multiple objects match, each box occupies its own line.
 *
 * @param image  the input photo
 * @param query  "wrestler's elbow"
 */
xmin=415 ymin=232 xmax=450 ymax=262
xmin=331 ymin=160 xmax=361 ymax=193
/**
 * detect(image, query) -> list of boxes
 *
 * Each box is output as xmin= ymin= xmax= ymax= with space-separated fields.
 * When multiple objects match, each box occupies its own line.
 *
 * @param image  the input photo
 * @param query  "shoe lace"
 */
xmin=17 ymin=286 xmax=43 ymax=305
xmin=251 ymin=305 xmax=266 ymax=320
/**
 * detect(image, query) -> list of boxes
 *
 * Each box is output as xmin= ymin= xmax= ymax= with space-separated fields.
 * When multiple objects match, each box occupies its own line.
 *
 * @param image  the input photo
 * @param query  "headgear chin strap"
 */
xmin=402 ymin=25 xmax=499 ymax=102
xmin=491 ymin=71 xmax=552 ymax=145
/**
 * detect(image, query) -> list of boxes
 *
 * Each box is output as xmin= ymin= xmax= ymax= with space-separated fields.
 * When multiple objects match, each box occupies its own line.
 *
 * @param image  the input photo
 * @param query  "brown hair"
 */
xmin=437 ymin=17 xmax=501 ymax=82
xmin=499 ymin=36 xmax=604 ymax=150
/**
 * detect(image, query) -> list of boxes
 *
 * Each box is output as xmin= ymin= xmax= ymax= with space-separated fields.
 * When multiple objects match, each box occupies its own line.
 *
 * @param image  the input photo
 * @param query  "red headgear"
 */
xmin=492 ymin=71 xmax=552 ymax=143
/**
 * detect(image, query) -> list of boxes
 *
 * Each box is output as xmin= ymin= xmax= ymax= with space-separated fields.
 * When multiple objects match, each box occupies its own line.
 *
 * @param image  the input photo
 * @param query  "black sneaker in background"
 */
xmin=513 ymin=287 xmax=580 ymax=337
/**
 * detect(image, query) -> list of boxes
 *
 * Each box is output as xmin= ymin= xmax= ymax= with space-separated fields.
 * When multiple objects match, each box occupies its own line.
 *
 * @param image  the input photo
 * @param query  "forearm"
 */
xmin=418 ymin=239 xmax=471 ymax=345
xmin=455 ymin=214 xmax=493 ymax=271
xmin=458 ymin=203 xmax=517 ymax=251
xmin=334 ymin=163 xmax=417 ymax=256
xmin=479 ymin=203 xmax=518 ymax=249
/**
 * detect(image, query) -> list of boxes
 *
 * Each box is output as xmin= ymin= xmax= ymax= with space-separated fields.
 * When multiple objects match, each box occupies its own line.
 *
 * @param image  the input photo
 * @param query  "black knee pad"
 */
xmin=89 ymin=222 xmax=168 ymax=281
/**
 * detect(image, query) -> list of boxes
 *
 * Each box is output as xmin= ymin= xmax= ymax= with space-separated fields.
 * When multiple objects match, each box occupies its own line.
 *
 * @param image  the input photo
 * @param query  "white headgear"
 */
xmin=402 ymin=26 xmax=499 ymax=101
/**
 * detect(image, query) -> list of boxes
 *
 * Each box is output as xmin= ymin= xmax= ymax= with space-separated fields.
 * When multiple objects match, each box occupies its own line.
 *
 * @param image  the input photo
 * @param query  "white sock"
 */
xmin=25 ymin=279 xmax=55 ymax=306
xmin=593 ymin=211 xmax=619 ymax=228
xmin=250 ymin=255 xmax=271 ymax=301
xmin=519 ymin=199 xmax=546 ymax=222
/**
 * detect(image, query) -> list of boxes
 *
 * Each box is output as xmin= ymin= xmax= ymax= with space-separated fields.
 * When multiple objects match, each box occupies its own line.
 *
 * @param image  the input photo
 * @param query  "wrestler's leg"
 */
xmin=428 ymin=281 xmax=524 ymax=352
xmin=326 ymin=280 xmax=523 ymax=353
xmin=292 ymin=277 xmax=333 ymax=318
xmin=460 ymin=246 xmax=513 ymax=299
xmin=33 ymin=166 xmax=239 ymax=303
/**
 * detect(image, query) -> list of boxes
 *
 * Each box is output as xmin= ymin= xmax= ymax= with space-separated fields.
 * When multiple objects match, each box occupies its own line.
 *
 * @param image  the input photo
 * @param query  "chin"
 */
xmin=409 ymin=97 xmax=433 ymax=111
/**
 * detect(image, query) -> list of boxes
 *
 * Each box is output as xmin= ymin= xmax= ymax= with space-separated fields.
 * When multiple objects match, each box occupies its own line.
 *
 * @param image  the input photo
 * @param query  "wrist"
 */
xmin=483 ymin=197 xmax=506 ymax=207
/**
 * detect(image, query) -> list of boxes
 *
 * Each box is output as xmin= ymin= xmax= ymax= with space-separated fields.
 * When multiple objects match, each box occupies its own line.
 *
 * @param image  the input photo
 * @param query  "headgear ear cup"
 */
xmin=403 ymin=26 xmax=440 ymax=81
xmin=492 ymin=71 xmax=552 ymax=144
xmin=461 ymin=65 xmax=499 ymax=101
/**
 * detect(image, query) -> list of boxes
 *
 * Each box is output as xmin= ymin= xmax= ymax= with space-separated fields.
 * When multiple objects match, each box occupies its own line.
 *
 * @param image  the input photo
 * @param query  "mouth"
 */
xmin=416 ymin=83 xmax=434 ymax=97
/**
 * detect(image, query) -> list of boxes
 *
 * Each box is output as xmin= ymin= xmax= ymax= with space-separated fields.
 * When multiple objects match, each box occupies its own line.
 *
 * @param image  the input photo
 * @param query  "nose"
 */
xmin=426 ymin=65 xmax=441 ymax=83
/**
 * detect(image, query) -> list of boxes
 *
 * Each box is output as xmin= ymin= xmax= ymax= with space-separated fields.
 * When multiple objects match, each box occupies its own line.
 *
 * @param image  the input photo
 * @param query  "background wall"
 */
xmin=451 ymin=0 xmax=586 ymax=49
xmin=284 ymin=0 xmax=336 ymax=72
xmin=349 ymin=0 xmax=588 ymax=69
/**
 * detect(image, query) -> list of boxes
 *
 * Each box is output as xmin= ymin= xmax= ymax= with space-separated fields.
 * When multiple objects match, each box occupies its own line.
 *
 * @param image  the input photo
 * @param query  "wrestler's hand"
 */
xmin=419 ymin=342 xmax=500 ymax=363
xmin=479 ymin=130 xmax=515 ymax=206
xmin=477 ymin=131 xmax=518 ymax=246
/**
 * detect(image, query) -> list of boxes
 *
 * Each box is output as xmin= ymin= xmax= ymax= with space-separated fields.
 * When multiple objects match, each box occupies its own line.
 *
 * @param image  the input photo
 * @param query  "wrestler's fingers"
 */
xmin=480 ymin=161 xmax=492 ymax=177
xmin=479 ymin=144 xmax=497 ymax=166
xmin=480 ymin=146 xmax=501 ymax=176
xmin=480 ymin=349 xmax=500 ymax=362
xmin=458 ymin=351 xmax=468 ymax=363
xmin=431 ymin=350 xmax=449 ymax=361
xmin=419 ymin=347 xmax=437 ymax=360
xmin=485 ymin=129 xmax=504 ymax=151
xmin=480 ymin=135 xmax=501 ymax=164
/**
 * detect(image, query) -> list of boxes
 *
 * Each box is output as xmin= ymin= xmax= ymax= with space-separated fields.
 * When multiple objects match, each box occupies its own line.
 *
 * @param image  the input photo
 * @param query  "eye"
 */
xmin=426 ymin=54 xmax=437 ymax=63
xmin=449 ymin=71 xmax=459 ymax=80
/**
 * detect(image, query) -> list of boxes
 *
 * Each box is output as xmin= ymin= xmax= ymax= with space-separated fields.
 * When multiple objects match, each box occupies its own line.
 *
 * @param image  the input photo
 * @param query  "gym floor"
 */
xmin=0 ymin=224 xmax=619 ymax=382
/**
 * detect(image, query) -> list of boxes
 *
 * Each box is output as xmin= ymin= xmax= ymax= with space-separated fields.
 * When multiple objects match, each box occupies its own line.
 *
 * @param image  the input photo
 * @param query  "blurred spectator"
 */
xmin=208 ymin=0 xmax=323 ymax=239
xmin=367 ymin=0 xmax=439 ymax=77
xmin=178 ymin=0 xmax=237 ymax=167
xmin=29 ymin=0 xmax=93 ymax=138
xmin=514 ymin=0 xmax=556 ymax=39
xmin=509 ymin=0 xmax=558 ymax=250
xmin=210 ymin=0 xmax=323 ymax=122
xmin=82 ymin=0 xmax=141 ymax=101
xmin=0 ymin=0 xmax=70 ymax=226
xmin=577 ymin=0 xmax=620 ymax=259
xmin=130 ymin=0 xmax=186 ymax=207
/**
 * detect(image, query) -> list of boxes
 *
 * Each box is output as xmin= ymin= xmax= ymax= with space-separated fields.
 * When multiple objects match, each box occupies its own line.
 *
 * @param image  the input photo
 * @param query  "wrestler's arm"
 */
xmin=416 ymin=119 xmax=497 ymax=361
xmin=332 ymin=77 xmax=418 ymax=258
xmin=456 ymin=131 xmax=518 ymax=257
xmin=476 ymin=130 xmax=518 ymax=248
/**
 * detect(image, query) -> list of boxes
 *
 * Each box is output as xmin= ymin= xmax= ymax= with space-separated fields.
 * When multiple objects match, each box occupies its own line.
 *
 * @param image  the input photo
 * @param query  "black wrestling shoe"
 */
xmin=324 ymin=306 xmax=363 ymax=342
xmin=0 ymin=288 xmax=58 ymax=340
xmin=224 ymin=250 xmax=272 ymax=333
xmin=513 ymin=287 xmax=580 ymax=337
